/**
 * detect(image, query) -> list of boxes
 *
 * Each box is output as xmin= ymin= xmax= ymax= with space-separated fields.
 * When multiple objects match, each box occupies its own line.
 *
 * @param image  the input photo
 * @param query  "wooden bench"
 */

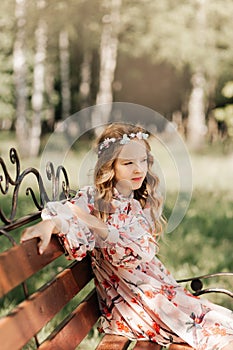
xmin=0 ymin=235 xmax=191 ymax=350
xmin=0 ymin=148 xmax=232 ymax=350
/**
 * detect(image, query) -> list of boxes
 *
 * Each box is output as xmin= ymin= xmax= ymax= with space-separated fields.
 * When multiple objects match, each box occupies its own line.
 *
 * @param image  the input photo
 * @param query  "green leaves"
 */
xmin=214 ymin=81 xmax=233 ymax=138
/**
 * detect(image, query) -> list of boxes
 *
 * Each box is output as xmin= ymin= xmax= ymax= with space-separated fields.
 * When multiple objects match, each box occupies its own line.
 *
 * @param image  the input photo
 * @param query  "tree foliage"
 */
xmin=214 ymin=81 xmax=233 ymax=139
xmin=0 ymin=0 xmax=233 ymax=153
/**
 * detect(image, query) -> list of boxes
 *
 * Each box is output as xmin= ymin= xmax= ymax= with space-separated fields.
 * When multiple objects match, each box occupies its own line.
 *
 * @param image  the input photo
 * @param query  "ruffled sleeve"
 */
xmin=41 ymin=186 xmax=158 ymax=266
xmin=41 ymin=186 xmax=122 ymax=260
xmin=41 ymin=186 xmax=96 ymax=260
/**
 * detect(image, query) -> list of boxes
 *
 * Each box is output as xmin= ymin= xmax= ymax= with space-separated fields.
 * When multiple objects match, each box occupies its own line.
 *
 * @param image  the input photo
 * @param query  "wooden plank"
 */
xmin=134 ymin=341 xmax=162 ymax=349
xmin=96 ymin=334 xmax=131 ymax=350
xmin=0 ymin=236 xmax=63 ymax=297
xmin=39 ymin=291 xmax=100 ymax=350
xmin=169 ymin=345 xmax=193 ymax=350
xmin=0 ymin=257 xmax=94 ymax=350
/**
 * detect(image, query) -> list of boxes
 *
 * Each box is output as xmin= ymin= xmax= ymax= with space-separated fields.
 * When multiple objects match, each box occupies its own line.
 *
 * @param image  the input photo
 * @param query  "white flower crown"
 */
xmin=98 ymin=132 xmax=149 ymax=156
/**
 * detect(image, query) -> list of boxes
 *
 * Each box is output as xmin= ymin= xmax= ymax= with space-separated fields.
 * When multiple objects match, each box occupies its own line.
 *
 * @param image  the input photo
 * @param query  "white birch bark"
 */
xmin=187 ymin=72 xmax=207 ymax=148
xmin=79 ymin=51 xmax=92 ymax=109
xmin=30 ymin=0 xmax=47 ymax=156
xmin=59 ymin=29 xmax=71 ymax=120
xmin=45 ymin=64 xmax=56 ymax=129
xmin=13 ymin=0 xmax=28 ymax=157
xmin=187 ymin=0 xmax=207 ymax=149
xmin=92 ymin=0 xmax=122 ymax=128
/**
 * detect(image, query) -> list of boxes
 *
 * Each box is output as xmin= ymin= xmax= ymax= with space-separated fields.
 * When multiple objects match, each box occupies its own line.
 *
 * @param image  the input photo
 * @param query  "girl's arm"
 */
xmin=66 ymin=201 xmax=108 ymax=240
xmin=21 ymin=202 xmax=108 ymax=254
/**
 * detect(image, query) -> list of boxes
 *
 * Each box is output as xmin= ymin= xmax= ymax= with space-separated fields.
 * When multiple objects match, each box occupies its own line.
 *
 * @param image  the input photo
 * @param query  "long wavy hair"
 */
xmin=93 ymin=123 xmax=165 ymax=237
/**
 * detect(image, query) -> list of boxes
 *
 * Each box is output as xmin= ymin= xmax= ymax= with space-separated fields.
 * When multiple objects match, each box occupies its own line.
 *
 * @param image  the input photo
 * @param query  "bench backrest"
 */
xmin=0 ymin=148 xmax=100 ymax=349
xmin=0 ymin=239 xmax=100 ymax=349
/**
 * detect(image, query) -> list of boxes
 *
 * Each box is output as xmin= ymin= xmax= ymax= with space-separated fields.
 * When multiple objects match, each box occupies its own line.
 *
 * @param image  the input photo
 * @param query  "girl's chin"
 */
xmin=131 ymin=180 xmax=143 ymax=189
xmin=115 ymin=178 xmax=144 ymax=194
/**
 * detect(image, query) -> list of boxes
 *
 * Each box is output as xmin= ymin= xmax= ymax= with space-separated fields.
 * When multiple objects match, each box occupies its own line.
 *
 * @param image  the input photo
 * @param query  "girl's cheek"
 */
xmin=143 ymin=164 xmax=148 ymax=172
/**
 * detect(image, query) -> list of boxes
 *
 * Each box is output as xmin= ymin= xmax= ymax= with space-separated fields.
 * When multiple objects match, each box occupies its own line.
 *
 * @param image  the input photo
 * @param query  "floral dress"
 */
xmin=42 ymin=186 xmax=233 ymax=349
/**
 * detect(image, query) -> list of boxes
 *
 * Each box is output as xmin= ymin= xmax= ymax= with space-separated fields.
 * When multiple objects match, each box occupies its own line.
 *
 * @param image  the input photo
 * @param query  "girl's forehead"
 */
xmin=117 ymin=140 xmax=147 ymax=159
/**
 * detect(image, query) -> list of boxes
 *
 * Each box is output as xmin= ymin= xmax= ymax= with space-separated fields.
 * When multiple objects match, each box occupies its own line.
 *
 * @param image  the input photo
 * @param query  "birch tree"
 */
xmin=159 ymin=0 xmax=232 ymax=148
xmin=119 ymin=0 xmax=233 ymax=148
xmin=13 ymin=0 xmax=28 ymax=157
xmin=59 ymin=29 xmax=71 ymax=120
xmin=186 ymin=0 xmax=207 ymax=149
xmin=79 ymin=51 xmax=92 ymax=109
xmin=0 ymin=1 xmax=15 ymax=128
xmin=92 ymin=0 xmax=122 ymax=127
xmin=30 ymin=0 xmax=47 ymax=156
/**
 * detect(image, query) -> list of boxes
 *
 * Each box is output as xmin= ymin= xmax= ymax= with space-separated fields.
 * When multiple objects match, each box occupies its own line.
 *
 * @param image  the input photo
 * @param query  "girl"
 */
xmin=21 ymin=123 xmax=233 ymax=349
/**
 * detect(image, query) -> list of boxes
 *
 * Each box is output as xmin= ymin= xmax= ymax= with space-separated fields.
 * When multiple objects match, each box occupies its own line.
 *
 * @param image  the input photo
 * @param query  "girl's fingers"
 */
xmin=20 ymin=220 xmax=54 ymax=254
xmin=21 ymin=227 xmax=37 ymax=242
xmin=38 ymin=233 xmax=52 ymax=255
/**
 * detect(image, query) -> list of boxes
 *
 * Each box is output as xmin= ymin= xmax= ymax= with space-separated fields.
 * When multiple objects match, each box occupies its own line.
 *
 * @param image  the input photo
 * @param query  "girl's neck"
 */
xmin=115 ymin=183 xmax=133 ymax=198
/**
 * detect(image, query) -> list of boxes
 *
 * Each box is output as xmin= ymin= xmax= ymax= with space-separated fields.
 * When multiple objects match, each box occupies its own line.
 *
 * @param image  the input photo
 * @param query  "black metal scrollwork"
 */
xmin=0 ymin=148 xmax=73 ymax=228
xmin=0 ymin=148 xmax=75 ymax=348
xmin=177 ymin=272 xmax=233 ymax=298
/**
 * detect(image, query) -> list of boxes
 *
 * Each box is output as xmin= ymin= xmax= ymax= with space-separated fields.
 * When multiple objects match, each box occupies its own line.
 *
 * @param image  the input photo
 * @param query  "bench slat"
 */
xmin=0 ymin=237 xmax=63 ymax=297
xmin=134 ymin=341 xmax=162 ymax=349
xmin=169 ymin=345 xmax=193 ymax=350
xmin=96 ymin=334 xmax=131 ymax=350
xmin=0 ymin=257 xmax=93 ymax=350
xmin=39 ymin=291 xmax=100 ymax=350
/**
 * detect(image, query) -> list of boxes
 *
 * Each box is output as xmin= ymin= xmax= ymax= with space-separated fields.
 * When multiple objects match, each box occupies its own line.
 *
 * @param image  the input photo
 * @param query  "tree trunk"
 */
xmin=187 ymin=71 xmax=206 ymax=149
xmin=13 ymin=0 xmax=28 ymax=157
xmin=92 ymin=0 xmax=122 ymax=128
xmin=79 ymin=51 xmax=92 ymax=109
xmin=44 ymin=64 xmax=56 ymax=130
xmin=59 ymin=29 xmax=71 ymax=120
xmin=187 ymin=0 xmax=207 ymax=149
xmin=30 ymin=0 xmax=47 ymax=157
xmin=78 ymin=50 xmax=93 ymax=132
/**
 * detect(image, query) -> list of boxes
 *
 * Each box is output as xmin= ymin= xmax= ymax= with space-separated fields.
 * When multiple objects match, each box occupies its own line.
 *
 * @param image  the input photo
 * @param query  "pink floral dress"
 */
xmin=42 ymin=186 xmax=233 ymax=349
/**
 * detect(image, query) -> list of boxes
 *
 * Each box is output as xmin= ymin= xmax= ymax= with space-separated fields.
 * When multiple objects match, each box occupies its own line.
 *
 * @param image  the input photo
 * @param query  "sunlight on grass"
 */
xmin=191 ymin=152 xmax=233 ymax=192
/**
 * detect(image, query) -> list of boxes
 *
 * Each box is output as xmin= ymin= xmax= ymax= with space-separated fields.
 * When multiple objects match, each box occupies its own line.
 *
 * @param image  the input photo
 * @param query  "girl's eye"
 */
xmin=141 ymin=158 xmax=147 ymax=163
xmin=123 ymin=162 xmax=132 ymax=165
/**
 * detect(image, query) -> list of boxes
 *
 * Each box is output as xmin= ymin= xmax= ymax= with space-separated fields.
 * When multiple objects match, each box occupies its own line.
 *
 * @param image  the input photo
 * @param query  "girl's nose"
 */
xmin=133 ymin=162 xmax=142 ymax=172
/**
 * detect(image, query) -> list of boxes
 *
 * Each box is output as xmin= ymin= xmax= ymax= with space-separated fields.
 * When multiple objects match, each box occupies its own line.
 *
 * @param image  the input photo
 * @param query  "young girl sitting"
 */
xmin=21 ymin=123 xmax=233 ymax=350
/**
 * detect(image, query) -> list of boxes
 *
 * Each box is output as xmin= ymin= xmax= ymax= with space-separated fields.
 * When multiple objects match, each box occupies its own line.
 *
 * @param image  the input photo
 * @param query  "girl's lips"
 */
xmin=132 ymin=177 xmax=143 ymax=181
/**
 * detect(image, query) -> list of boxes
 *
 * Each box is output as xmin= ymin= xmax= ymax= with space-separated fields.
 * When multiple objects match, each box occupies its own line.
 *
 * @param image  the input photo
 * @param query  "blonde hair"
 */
xmin=93 ymin=123 xmax=165 ymax=238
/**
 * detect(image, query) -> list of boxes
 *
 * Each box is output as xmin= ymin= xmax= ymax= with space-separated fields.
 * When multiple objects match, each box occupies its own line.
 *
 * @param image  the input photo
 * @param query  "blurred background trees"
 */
xmin=0 ymin=0 xmax=233 ymax=156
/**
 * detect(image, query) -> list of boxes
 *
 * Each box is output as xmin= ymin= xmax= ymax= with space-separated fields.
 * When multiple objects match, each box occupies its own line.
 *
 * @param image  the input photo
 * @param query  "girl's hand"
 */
xmin=21 ymin=219 xmax=56 ymax=254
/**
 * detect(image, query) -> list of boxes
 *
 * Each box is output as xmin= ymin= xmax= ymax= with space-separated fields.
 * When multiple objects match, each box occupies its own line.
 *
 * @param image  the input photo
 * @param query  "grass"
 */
xmin=160 ymin=189 xmax=233 ymax=309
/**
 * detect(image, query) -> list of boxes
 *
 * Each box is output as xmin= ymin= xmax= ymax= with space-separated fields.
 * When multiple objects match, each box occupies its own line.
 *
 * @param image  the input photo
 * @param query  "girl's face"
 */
xmin=114 ymin=139 xmax=148 ymax=196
